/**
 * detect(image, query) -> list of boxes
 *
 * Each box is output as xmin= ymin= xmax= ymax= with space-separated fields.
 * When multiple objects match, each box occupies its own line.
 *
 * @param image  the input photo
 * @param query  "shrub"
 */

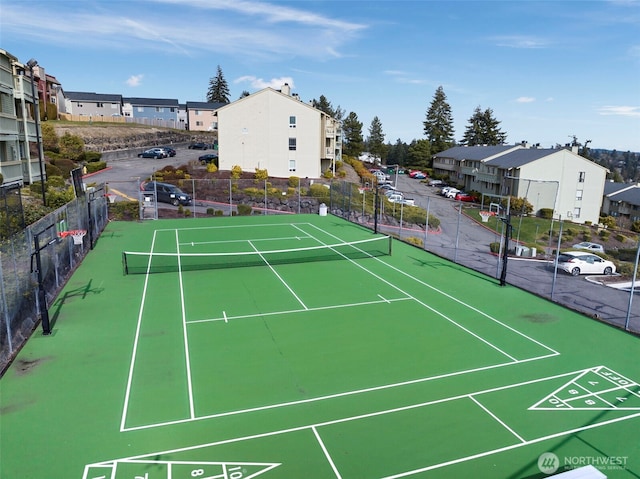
xmin=206 ymin=208 xmax=215 ymax=216
xmin=600 ymin=216 xmax=616 ymax=228
xmin=599 ymin=230 xmax=610 ymax=240
xmin=85 ymin=161 xmax=107 ymax=173
xmin=110 ymin=201 xmax=139 ymax=220
xmin=215 ymin=210 xmax=223 ymax=216
xmin=489 ymin=242 xmax=501 ymax=253
xmin=323 ymin=169 xmax=334 ymax=179
xmin=405 ymin=236 xmax=424 ymax=248
xmin=288 ymin=176 xmax=300 ymax=188
xmin=59 ymin=132 xmax=85 ymax=161
xmin=206 ymin=162 xmax=218 ymax=173
xmin=538 ymin=208 xmax=554 ymax=219
xmin=309 ymin=183 xmax=330 ymax=199
xmin=0 ymin=172 xmax=3 ymax=185
xmin=46 ymin=176 xmax=66 ymax=188
xmin=632 ymin=220 xmax=640 ymax=233
xmin=46 ymin=187 xmax=75 ymax=208
xmin=615 ymin=233 xmax=627 ymax=243
xmin=80 ymin=151 xmax=102 ymax=162
xmin=254 ymin=168 xmax=268 ymax=181
xmin=237 ymin=204 xmax=252 ymax=216
xmin=231 ymin=165 xmax=243 ymax=179
xmin=243 ymin=187 xmax=262 ymax=197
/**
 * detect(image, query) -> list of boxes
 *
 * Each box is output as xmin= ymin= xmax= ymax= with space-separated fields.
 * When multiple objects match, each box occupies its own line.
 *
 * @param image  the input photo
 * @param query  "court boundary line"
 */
xmin=123 ymin=222 xmax=559 ymax=431
xmin=99 ymin=366 xmax=640 ymax=479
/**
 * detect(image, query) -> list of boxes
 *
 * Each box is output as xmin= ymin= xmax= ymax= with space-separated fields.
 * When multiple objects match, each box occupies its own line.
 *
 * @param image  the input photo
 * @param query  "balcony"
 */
xmin=325 ymin=148 xmax=335 ymax=159
xmin=460 ymin=165 xmax=500 ymax=184
xmin=0 ymin=115 xmax=19 ymax=136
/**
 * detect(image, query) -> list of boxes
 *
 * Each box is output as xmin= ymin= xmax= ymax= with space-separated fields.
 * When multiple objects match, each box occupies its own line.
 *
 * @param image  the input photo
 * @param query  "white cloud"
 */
xmin=126 ymin=74 xmax=143 ymax=87
xmin=598 ymin=106 xmax=640 ymax=117
xmin=492 ymin=35 xmax=549 ymax=49
xmin=235 ymin=76 xmax=295 ymax=90
xmin=516 ymin=97 xmax=535 ymax=103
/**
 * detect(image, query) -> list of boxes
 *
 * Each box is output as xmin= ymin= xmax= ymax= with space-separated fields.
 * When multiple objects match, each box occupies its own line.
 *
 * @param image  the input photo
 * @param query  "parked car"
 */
xmin=428 ymin=179 xmax=444 ymax=187
xmin=188 ymin=142 xmax=209 ymax=150
xmin=138 ymin=148 xmax=167 ymax=159
xmin=443 ymin=187 xmax=461 ymax=198
xmin=555 ymin=251 xmax=616 ymax=276
xmin=379 ymin=183 xmax=396 ymax=192
xmin=387 ymin=193 xmax=415 ymax=206
xmin=142 ymin=181 xmax=192 ymax=206
xmin=413 ymin=172 xmax=427 ymax=179
xmin=199 ymin=153 xmax=219 ymax=165
xmin=409 ymin=170 xmax=425 ymax=178
xmin=572 ymin=242 xmax=605 ymax=254
xmin=158 ymin=146 xmax=176 ymax=157
xmin=454 ymin=192 xmax=475 ymax=202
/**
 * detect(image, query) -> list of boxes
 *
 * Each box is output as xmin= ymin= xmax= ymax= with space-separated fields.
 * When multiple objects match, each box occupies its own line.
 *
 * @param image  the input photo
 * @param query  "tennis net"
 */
xmin=122 ymin=235 xmax=392 ymax=274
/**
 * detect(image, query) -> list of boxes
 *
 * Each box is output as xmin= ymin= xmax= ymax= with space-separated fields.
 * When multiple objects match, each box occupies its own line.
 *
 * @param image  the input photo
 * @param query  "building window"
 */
xmin=289 ymin=160 xmax=296 ymax=172
xmin=578 ymin=171 xmax=585 ymax=182
xmin=156 ymin=107 xmax=164 ymax=113
xmin=289 ymin=116 xmax=296 ymax=128
xmin=137 ymin=106 xmax=144 ymax=112
xmin=195 ymin=110 xmax=201 ymax=115
xmin=111 ymin=103 xmax=118 ymax=109
xmin=196 ymin=121 xmax=203 ymax=126
xmin=573 ymin=207 xmax=581 ymax=218
xmin=289 ymin=138 xmax=297 ymax=151
xmin=170 ymin=107 xmax=175 ymax=112
xmin=576 ymin=190 xmax=583 ymax=201
xmin=96 ymin=102 xmax=104 ymax=108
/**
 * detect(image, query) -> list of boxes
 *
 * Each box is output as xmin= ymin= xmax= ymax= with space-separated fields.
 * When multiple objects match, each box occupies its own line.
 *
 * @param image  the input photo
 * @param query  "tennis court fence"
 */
xmin=0 ymin=184 xmax=109 ymax=375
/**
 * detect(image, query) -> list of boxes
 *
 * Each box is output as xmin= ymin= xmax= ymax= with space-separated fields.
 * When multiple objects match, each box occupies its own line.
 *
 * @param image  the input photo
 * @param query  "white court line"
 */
xmin=247 ymin=240 xmax=308 ymax=310
xmin=178 ymin=235 xmax=312 ymax=247
xmin=121 ymin=353 xmax=556 ymax=432
xmin=176 ymin=229 xmax=196 ymax=419
xmin=187 ymin=297 xmax=412 ymax=325
xmin=104 ymin=368 xmax=640 ymax=479
xmin=469 ymin=396 xmax=526 ymax=443
xmin=152 ymin=221 xmax=316 ymax=233
xmin=306 ymin=223 xmax=560 ymax=358
xmin=291 ymin=224 xmax=519 ymax=362
xmin=120 ymin=229 xmax=159 ymax=432
xmin=313 ymin=426 xmax=342 ymax=479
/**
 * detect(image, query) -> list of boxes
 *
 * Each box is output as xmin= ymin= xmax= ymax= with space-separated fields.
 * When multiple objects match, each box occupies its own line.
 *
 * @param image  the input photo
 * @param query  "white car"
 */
xmin=555 ymin=251 xmax=616 ymax=276
xmin=387 ymin=194 xmax=415 ymax=206
xmin=572 ymin=242 xmax=605 ymax=254
xmin=444 ymin=188 xmax=461 ymax=198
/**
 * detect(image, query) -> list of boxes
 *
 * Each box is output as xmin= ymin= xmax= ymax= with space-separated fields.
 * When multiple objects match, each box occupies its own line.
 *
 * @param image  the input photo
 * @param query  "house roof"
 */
xmin=435 ymin=145 xmax=520 ymax=161
xmin=603 ymin=181 xmax=629 ymax=196
xmin=485 ymin=148 xmax=559 ymax=168
xmin=186 ymin=101 xmax=227 ymax=110
xmin=65 ymin=91 xmax=122 ymax=102
xmin=606 ymin=185 xmax=640 ymax=206
xmin=123 ymin=97 xmax=179 ymax=107
xmin=216 ymin=87 xmax=331 ymax=118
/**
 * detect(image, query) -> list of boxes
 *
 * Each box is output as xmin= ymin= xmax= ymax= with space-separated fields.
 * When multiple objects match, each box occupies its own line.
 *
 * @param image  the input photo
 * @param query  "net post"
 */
xmin=388 ymin=235 xmax=393 ymax=256
xmin=122 ymin=251 xmax=128 ymax=275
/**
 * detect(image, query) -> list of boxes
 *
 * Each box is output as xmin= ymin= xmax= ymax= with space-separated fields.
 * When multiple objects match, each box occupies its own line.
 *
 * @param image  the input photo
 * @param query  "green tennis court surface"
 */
xmin=1 ymin=214 xmax=639 ymax=478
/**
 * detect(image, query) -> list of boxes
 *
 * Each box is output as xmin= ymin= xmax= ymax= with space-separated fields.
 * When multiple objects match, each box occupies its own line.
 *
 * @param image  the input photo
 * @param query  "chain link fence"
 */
xmin=0 ymin=184 xmax=109 ymax=375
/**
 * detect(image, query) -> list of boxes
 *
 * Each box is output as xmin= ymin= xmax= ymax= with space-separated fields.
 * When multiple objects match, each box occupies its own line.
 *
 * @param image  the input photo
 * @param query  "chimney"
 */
xmin=281 ymin=83 xmax=291 ymax=96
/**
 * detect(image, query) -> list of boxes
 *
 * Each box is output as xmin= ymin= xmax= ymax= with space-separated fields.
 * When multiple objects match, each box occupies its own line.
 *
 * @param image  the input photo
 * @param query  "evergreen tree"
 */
xmin=311 ymin=95 xmax=344 ymax=120
xmin=207 ymin=65 xmax=230 ymax=103
xmin=386 ymin=139 xmax=410 ymax=166
xmin=461 ymin=106 xmax=507 ymax=146
xmin=342 ymin=111 xmax=364 ymax=157
xmin=407 ymin=139 xmax=432 ymax=168
xmin=367 ymin=116 xmax=386 ymax=161
xmin=423 ymin=86 xmax=455 ymax=154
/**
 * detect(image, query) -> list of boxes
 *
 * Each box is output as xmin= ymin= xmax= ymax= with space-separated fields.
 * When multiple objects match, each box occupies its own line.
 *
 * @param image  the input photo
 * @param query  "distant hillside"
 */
xmin=51 ymin=122 xmax=215 ymax=152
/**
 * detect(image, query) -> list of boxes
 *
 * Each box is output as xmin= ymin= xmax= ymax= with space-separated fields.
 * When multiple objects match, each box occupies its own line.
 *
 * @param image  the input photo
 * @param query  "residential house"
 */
xmin=186 ymin=101 xmax=226 ymax=131
xmin=601 ymin=182 xmax=640 ymax=225
xmin=63 ymin=91 xmax=123 ymax=118
xmin=434 ymin=145 xmax=608 ymax=224
xmin=122 ymin=97 xmax=179 ymax=127
xmin=216 ymin=84 xmax=342 ymax=178
xmin=0 ymin=49 xmax=45 ymax=186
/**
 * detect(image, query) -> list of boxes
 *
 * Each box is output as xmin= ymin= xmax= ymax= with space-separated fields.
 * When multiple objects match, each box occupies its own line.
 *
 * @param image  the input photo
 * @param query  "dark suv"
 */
xmin=143 ymin=181 xmax=192 ymax=206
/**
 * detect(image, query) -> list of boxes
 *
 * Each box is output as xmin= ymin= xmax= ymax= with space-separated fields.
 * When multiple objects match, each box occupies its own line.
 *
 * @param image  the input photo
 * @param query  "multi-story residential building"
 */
xmin=0 ymin=49 xmax=45 ymax=186
xmin=434 ymin=145 xmax=608 ymax=224
xmin=63 ymin=91 xmax=123 ymax=118
xmin=601 ymin=182 xmax=640 ymax=225
xmin=122 ymin=97 xmax=179 ymax=127
xmin=185 ymin=101 xmax=226 ymax=132
xmin=216 ymin=84 xmax=342 ymax=178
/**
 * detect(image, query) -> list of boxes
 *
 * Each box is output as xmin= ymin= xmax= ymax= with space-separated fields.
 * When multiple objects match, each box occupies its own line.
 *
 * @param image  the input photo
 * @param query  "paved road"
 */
xmin=393 ymin=173 xmax=640 ymax=333
xmin=90 ymin=157 xmax=640 ymax=333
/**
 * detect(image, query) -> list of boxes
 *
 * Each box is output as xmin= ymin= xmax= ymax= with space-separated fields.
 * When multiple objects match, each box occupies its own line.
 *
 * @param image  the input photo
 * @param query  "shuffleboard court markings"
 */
xmin=530 ymin=366 xmax=640 ymax=410
xmin=83 ymin=460 xmax=280 ymax=479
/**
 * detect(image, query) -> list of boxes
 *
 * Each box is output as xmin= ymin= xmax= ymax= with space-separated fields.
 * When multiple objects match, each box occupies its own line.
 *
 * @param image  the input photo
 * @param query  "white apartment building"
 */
xmin=216 ymin=84 xmax=342 ymax=179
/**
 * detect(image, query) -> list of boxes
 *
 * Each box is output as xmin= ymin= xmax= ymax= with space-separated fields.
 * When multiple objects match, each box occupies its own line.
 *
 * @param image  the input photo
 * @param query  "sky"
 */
xmin=2 ymin=0 xmax=639 ymax=152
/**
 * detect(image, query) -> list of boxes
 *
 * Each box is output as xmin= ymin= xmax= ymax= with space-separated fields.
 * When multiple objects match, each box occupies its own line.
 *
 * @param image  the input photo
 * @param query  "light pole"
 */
xmin=26 ymin=58 xmax=46 ymax=206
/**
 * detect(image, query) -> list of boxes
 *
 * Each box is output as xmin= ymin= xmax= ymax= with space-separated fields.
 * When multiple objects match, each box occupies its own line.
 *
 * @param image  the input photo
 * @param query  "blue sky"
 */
xmin=2 ymin=0 xmax=639 ymax=152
